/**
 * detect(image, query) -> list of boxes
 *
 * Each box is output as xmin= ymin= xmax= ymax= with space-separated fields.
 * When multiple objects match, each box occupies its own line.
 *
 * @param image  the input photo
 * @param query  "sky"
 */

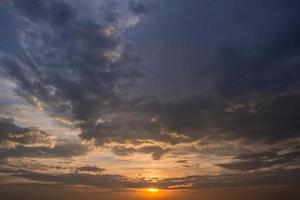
xmin=0 ymin=0 xmax=300 ymax=199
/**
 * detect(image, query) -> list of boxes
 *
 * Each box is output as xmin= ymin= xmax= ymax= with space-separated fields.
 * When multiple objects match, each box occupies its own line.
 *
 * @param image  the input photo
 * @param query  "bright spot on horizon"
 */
xmin=147 ymin=188 xmax=159 ymax=193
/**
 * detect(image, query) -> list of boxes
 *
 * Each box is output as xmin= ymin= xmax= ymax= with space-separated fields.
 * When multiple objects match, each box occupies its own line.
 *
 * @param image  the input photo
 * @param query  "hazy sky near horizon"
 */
xmin=0 ymin=0 xmax=300 ymax=199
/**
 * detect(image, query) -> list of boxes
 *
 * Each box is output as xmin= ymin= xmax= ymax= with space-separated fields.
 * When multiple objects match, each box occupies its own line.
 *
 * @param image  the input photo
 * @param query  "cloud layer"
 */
xmin=0 ymin=0 xmax=300 ymax=192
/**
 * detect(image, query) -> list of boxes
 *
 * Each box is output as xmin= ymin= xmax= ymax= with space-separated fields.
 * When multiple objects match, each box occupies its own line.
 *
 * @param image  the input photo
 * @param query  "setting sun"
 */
xmin=147 ymin=188 xmax=159 ymax=193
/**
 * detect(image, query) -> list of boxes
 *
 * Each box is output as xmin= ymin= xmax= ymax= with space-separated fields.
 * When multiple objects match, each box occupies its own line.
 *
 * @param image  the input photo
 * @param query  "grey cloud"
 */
xmin=111 ymin=146 xmax=136 ymax=156
xmin=142 ymin=92 xmax=300 ymax=143
xmin=76 ymin=166 xmax=105 ymax=174
xmin=121 ymin=0 xmax=300 ymax=145
xmin=111 ymin=145 xmax=168 ymax=160
xmin=79 ymin=90 xmax=300 ymax=150
xmin=0 ymin=118 xmax=55 ymax=148
xmin=14 ymin=0 xmax=76 ymax=26
xmin=0 ymin=168 xmax=148 ymax=189
xmin=0 ymin=142 xmax=88 ymax=159
xmin=129 ymin=2 xmax=146 ymax=14
xmin=0 ymin=118 xmax=88 ymax=159
xmin=0 ymin=0 xmax=144 ymax=147
xmin=88 ymin=88 xmax=300 ymax=159
xmin=133 ymin=0 xmax=300 ymax=97
xmin=80 ymin=0 xmax=300 ymax=147
xmin=138 ymin=145 xmax=168 ymax=160
xmin=79 ymin=109 xmax=189 ymax=146
xmin=159 ymin=168 xmax=300 ymax=189
xmin=218 ymin=148 xmax=300 ymax=171
xmin=80 ymin=91 xmax=292 ymax=150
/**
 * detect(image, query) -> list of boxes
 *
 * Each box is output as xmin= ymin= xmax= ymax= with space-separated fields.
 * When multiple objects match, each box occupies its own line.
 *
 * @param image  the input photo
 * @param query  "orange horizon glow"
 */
xmin=147 ymin=188 xmax=159 ymax=193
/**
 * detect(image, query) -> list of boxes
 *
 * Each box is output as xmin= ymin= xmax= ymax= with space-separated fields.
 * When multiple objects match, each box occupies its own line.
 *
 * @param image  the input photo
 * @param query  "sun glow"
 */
xmin=147 ymin=188 xmax=159 ymax=193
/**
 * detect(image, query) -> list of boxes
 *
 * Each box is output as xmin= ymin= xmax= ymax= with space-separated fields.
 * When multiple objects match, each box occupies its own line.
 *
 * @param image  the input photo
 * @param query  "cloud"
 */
xmin=0 ymin=168 xmax=147 ymax=189
xmin=0 ymin=0 xmax=149 ymax=150
xmin=0 ymin=118 xmax=55 ymax=149
xmin=0 ymin=142 xmax=88 ymax=159
xmin=159 ymin=168 xmax=300 ymax=189
xmin=111 ymin=145 xmax=136 ymax=157
xmin=129 ymin=2 xmax=146 ymax=14
xmin=217 ymin=147 xmax=300 ymax=171
xmin=76 ymin=166 xmax=105 ymax=174
xmin=176 ymin=160 xmax=188 ymax=164
xmin=2 ymin=167 xmax=300 ymax=189
xmin=109 ymin=0 xmax=300 ymax=145
xmin=0 ymin=118 xmax=88 ymax=159
xmin=147 ymin=92 xmax=300 ymax=143
xmin=1 ymin=0 xmax=300 ymax=161
xmin=1 ymin=0 xmax=300 ymax=193
xmin=138 ymin=145 xmax=168 ymax=160
xmin=111 ymin=144 xmax=169 ymax=160
xmin=87 ymin=91 xmax=300 ymax=147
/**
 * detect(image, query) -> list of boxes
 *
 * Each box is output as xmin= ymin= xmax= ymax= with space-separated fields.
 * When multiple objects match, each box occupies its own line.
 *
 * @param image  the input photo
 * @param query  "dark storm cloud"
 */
xmin=122 ymin=0 xmax=300 ymax=141
xmin=1 ymin=0 xmax=136 ymax=124
xmin=1 ymin=0 xmax=300 ymax=160
xmin=78 ymin=0 xmax=300 ymax=147
xmin=85 ymin=91 xmax=299 ymax=146
xmin=143 ymin=92 xmax=300 ymax=143
xmin=0 ymin=0 xmax=143 ymax=148
xmin=134 ymin=0 xmax=300 ymax=97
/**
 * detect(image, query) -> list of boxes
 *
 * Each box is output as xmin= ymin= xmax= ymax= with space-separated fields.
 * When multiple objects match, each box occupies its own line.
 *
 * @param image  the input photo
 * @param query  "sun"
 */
xmin=147 ymin=188 xmax=159 ymax=193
